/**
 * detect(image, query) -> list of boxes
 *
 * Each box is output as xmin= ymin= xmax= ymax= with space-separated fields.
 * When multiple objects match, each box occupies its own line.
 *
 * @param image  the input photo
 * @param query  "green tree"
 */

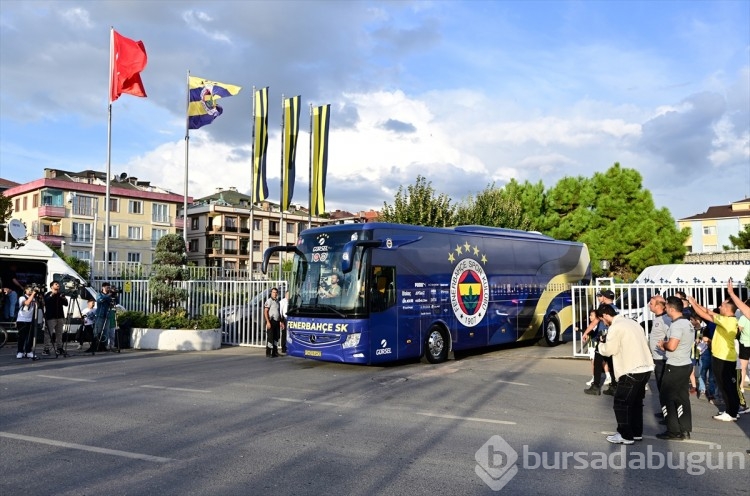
xmin=51 ymin=247 xmax=90 ymax=280
xmin=724 ymin=224 xmax=750 ymax=250
xmin=503 ymin=179 xmax=547 ymax=231
xmin=454 ymin=182 xmax=533 ymax=230
xmin=380 ymin=175 xmax=455 ymax=227
xmin=0 ymin=194 xmax=11 ymax=240
xmin=543 ymin=163 xmax=689 ymax=280
xmin=149 ymin=234 xmax=189 ymax=312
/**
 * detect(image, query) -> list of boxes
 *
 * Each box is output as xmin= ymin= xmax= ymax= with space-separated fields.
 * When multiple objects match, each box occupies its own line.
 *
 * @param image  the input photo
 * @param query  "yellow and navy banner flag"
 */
xmin=311 ymin=104 xmax=331 ymax=216
xmin=252 ymin=87 xmax=269 ymax=203
xmin=188 ymin=76 xmax=241 ymax=130
xmin=282 ymin=95 xmax=301 ymax=211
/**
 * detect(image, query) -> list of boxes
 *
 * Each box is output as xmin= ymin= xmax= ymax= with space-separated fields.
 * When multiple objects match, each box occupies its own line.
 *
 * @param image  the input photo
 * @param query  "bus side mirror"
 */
xmin=340 ymin=240 xmax=382 ymax=273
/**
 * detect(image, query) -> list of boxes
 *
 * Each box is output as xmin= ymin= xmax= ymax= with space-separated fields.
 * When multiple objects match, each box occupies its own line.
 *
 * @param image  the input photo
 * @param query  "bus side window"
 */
xmin=370 ymin=266 xmax=396 ymax=312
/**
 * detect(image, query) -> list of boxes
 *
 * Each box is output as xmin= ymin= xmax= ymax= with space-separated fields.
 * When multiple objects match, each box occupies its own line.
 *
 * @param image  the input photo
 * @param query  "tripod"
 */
xmin=90 ymin=303 xmax=120 ymax=355
xmin=60 ymin=294 xmax=85 ymax=355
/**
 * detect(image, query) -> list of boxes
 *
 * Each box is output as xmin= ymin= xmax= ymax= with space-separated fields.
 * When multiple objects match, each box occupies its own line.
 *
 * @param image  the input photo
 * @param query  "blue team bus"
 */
xmin=262 ymin=223 xmax=591 ymax=364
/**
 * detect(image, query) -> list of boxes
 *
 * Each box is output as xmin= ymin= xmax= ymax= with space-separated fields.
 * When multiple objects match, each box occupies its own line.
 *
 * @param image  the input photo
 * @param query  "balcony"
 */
xmin=37 ymin=234 xmax=64 ymax=247
xmin=152 ymin=215 xmax=171 ymax=225
xmin=38 ymin=205 xmax=66 ymax=219
xmin=175 ymin=217 xmax=185 ymax=229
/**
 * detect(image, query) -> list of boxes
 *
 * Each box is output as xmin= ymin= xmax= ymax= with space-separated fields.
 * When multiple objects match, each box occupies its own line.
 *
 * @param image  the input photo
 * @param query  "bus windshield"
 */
xmin=287 ymin=230 xmax=369 ymax=317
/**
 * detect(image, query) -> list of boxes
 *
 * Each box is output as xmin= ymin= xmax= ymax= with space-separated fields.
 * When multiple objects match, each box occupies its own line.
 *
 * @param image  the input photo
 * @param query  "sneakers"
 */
xmin=42 ymin=348 xmax=50 ymax=356
xmin=606 ymin=433 xmax=634 ymax=445
xmin=26 ymin=352 xmax=35 ymax=359
xmin=16 ymin=352 xmax=24 ymax=359
xmin=603 ymin=385 xmax=616 ymax=396
xmin=603 ymin=375 xmax=612 ymax=386
xmin=737 ymin=405 xmax=750 ymax=415
xmin=712 ymin=412 xmax=738 ymax=422
xmin=696 ymin=389 xmax=703 ymax=400
xmin=584 ymin=385 xmax=601 ymax=395
xmin=633 ymin=436 xmax=643 ymax=441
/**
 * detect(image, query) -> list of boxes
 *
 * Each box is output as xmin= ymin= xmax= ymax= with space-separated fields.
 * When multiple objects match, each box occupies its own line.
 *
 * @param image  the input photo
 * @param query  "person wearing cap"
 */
xmin=583 ymin=289 xmax=618 ymax=395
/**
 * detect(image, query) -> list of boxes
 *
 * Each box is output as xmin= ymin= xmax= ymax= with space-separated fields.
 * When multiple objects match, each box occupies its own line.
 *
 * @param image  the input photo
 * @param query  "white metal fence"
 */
xmin=571 ymin=281 xmax=748 ymax=358
xmin=103 ymin=278 xmax=286 ymax=347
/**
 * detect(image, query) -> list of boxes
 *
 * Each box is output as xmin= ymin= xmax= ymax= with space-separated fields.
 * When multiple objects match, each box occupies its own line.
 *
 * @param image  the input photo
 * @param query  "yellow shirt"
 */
xmin=711 ymin=314 xmax=738 ymax=362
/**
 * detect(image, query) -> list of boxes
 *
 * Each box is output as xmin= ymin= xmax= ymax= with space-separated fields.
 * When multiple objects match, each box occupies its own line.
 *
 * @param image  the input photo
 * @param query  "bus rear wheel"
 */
xmin=544 ymin=315 xmax=561 ymax=347
xmin=424 ymin=325 xmax=449 ymax=364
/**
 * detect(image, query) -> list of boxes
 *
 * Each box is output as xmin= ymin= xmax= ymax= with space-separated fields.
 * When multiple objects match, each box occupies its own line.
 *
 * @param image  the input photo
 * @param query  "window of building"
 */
xmin=22 ymin=196 xmax=28 ymax=210
xmin=127 ymin=252 xmax=141 ymax=263
xmin=33 ymin=194 xmax=39 ymax=208
xmin=253 ymin=219 xmax=262 ymax=230
xmin=225 ymin=216 xmax=237 ymax=231
xmin=152 ymin=203 xmax=169 ymax=223
xmin=129 ymin=200 xmax=143 ymax=214
xmin=191 ymin=217 xmax=199 ymax=230
xmin=72 ymin=250 xmax=91 ymax=262
xmin=286 ymin=223 xmax=295 ymax=234
xmin=72 ymin=195 xmax=97 ymax=216
xmin=42 ymin=190 xmax=63 ymax=206
xmin=188 ymin=239 xmax=199 ymax=252
xmin=109 ymin=198 xmax=120 ymax=213
xmin=109 ymin=224 xmax=119 ymax=239
xmin=14 ymin=198 xmax=19 ymax=211
xmin=269 ymin=221 xmax=279 ymax=234
xmin=71 ymin=222 xmax=93 ymax=243
xmin=224 ymin=238 xmax=237 ymax=254
xmin=152 ymin=228 xmax=167 ymax=248
xmin=107 ymin=251 xmax=118 ymax=262
xmin=252 ymin=240 xmax=261 ymax=252
xmin=128 ymin=226 xmax=142 ymax=240
xmin=702 ymin=226 xmax=716 ymax=235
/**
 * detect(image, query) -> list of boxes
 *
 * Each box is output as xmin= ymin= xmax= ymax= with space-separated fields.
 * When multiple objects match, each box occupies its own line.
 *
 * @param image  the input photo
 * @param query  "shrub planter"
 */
xmin=130 ymin=328 xmax=222 ymax=351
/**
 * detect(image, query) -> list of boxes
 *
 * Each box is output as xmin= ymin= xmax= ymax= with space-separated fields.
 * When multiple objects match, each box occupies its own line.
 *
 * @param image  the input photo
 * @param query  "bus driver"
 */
xmin=319 ymin=273 xmax=342 ymax=299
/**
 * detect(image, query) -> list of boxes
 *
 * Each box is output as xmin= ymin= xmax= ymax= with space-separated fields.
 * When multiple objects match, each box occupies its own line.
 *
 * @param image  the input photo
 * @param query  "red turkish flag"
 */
xmin=110 ymin=29 xmax=148 ymax=103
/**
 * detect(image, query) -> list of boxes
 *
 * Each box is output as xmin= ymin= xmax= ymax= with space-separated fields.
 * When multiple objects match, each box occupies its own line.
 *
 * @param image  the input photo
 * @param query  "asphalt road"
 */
xmin=0 ymin=340 xmax=748 ymax=496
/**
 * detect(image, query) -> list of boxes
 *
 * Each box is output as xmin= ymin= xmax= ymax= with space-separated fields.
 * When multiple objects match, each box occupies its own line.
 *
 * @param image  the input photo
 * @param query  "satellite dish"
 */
xmin=8 ymin=219 xmax=27 ymax=241
xmin=120 ymin=172 xmax=127 ymax=181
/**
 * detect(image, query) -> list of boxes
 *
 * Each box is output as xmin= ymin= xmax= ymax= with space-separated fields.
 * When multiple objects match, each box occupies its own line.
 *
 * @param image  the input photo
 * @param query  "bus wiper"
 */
xmin=318 ymin=303 xmax=346 ymax=318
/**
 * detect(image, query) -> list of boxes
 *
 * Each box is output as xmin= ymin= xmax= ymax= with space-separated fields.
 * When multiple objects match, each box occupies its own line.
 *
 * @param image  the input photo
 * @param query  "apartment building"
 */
xmin=3 ymin=169 xmax=187 ymax=270
xmin=186 ymin=187 xmax=330 ymax=275
xmin=678 ymin=197 xmax=750 ymax=253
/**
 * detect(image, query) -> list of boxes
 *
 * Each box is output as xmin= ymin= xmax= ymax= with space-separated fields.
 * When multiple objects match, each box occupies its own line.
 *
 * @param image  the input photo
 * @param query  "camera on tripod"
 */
xmin=60 ymin=276 xmax=83 ymax=298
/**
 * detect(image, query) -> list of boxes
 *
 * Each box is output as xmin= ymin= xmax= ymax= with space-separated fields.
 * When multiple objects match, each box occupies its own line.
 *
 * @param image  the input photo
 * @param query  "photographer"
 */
xmin=43 ymin=281 xmax=68 ymax=355
xmin=90 ymin=282 xmax=116 ymax=352
xmin=16 ymin=286 xmax=38 ymax=359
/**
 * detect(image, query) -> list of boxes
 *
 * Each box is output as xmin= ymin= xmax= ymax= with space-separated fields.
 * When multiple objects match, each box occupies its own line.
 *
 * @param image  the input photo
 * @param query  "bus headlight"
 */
xmin=342 ymin=333 xmax=361 ymax=349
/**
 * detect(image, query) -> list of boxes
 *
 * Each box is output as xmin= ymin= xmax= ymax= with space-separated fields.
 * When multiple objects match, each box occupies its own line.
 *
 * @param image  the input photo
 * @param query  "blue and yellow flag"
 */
xmin=252 ymin=87 xmax=269 ymax=203
xmin=282 ymin=95 xmax=301 ymax=211
xmin=311 ymin=104 xmax=331 ymax=216
xmin=188 ymin=76 xmax=241 ymax=130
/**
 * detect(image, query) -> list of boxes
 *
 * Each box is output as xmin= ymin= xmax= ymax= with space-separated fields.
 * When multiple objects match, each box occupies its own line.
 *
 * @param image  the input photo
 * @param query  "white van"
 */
xmin=1 ymin=239 xmax=98 ymax=329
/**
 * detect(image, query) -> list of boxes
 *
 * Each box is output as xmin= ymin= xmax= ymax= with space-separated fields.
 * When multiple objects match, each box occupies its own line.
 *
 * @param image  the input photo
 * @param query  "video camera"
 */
xmin=29 ymin=282 xmax=47 ymax=294
xmin=60 ymin=276 xmax=84 ymax=298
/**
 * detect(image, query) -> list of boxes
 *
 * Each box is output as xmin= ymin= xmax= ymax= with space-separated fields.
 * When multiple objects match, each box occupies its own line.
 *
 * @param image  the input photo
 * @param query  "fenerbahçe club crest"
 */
xmin=448 ymin=241 xmax=489 ymax=327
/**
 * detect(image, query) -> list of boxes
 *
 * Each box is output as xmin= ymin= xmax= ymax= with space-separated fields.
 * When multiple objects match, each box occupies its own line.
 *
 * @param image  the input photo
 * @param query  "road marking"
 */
xmin=495 ymin=379 xmax=529 ymax=386
xmin=140 ymin=385 xmax=211 ymax=393
xmin=417 ymin=412 xmax=516 ymax=425
xmin=37 ymin=375 xmax=96 ymax=383
xmin=272 ymin=397 xmax=347 ymax=408
xmin=0 ymin=432 xmax=174 ymax=463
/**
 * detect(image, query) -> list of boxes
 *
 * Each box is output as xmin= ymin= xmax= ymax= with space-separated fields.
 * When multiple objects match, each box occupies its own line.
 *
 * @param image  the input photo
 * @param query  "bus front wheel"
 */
xmin=424 ymin=325 xmax=449 ymax=364
xmin=543 ymin=315 xmax=561 ymax=347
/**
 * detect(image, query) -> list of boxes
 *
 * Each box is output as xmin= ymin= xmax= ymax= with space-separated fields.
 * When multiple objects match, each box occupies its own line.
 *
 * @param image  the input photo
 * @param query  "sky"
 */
xmin=1 ymin=0 xmax=748 ymax=222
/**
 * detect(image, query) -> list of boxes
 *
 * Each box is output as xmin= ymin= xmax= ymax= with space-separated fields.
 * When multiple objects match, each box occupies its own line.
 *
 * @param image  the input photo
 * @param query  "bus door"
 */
xmin=368 ymin=266 xmax=400 ymax=363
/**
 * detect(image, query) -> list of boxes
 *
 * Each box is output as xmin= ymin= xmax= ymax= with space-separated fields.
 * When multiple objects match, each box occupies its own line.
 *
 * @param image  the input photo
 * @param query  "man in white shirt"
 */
xmin=597 ymin=304 xmax=654 ymax=445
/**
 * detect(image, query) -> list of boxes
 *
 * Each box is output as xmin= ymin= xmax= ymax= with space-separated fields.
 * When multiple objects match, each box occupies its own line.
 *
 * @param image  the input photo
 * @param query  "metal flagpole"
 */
xmin=249 ymin=86 xmax=256 ymax=280
xmin=184 ymin=70 xmax=190 ymax=249
xmin=104 ymin=27 xmax=114 ymax=281
xmin=308 ymin=103 xmax=313 ymax=229
xmin=279 ymin=93 xmax=285 ymax=280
